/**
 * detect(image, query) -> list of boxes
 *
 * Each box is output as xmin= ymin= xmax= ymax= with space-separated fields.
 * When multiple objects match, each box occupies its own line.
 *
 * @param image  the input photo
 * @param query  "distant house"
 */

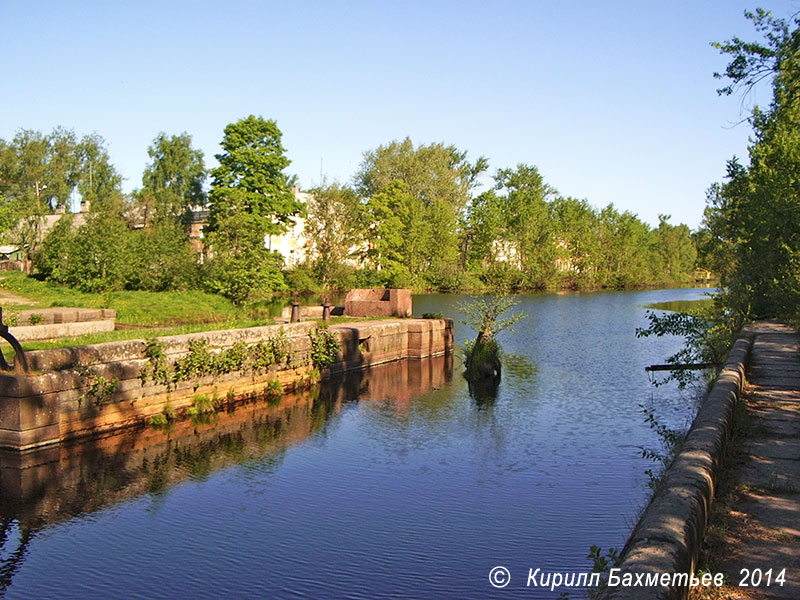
xmin=266 ymin=187 xmax=308 ymax=267
xmin=0 ymin=245 xmax=23 ymax=261
xmin=39 ymin=201 xmax=90 ymax=236
xmin=185 ymin=206 xmax=210 ymax=261
xmin=188 ymin=186 xmax=309 ymax=266
xmin=0 ymin=244 xmax=24 ymax=271
xmin=490 ymin=238 xmax=522 ymax=268
xmin=694 ymin=267 xmax=713 ymax=283
xmin=554 ymin=239 xmax=579 ymax=273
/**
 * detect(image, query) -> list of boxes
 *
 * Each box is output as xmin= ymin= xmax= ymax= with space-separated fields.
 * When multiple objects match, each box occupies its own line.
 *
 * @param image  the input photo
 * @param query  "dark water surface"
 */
xmin=0 ymin=289 xmax=712 ymax=599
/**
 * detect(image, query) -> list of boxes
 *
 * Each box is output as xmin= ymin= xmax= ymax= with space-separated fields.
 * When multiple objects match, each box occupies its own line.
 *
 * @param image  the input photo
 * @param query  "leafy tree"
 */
xmin=207 ymin=115 xmax=303 ymax=236
xmin=494 ymin=164 xmax=558 ymax=288
xmin=139 ymin=132 xmax=207 ymax=224
xmin=550 ymin=196 xmax=601 ymax=288
xmin=204 ymin=116 xmax=301 ymax=301
xmin=0 ymin=128 xmax=92 ymax=269
xmin=464 ymin=164 xmax=557 ymax=289
xmin=595 ymin=205 xmax=656 ymax=288
xmin=693 ymin=184 xmax=736 ymax=279
xmin=48 ymin=211 xmax=134 ymax=293
xmin=702 ymin=9 xmax=800 ymax=318
xmin=203 ymin=213 xmax=287 ymax=304
xmin=33 ymin=214 xmax=77 ymax=281
xmin=355 ymin=137 xmax=487 ymax=289
xmin=355 ymin=137 xmax=486 ymax=210
xmin=463 ymin=189 xmax=504 ymax=273
xmin=126 ymin=220 xmax=199 ymax=291
xmin=363 ymin=181 xmax=415 ymax=287
xmin=654 ymin=214 xmax=696 ymax=283
xmin=303 ymin=181 xmax=364 ymax=290
xmin=75 ymin=133 xmax=124 ymax=212
xmin=458 ymin=293 xmax=526 ymax=381
xmin=711 ymin=8 xmax=800 ymax=101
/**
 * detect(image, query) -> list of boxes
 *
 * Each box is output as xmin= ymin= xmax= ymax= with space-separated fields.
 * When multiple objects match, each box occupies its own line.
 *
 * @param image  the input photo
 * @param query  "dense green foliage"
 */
xmin=305 ymin=156 xmax=697 ymax=293
xmin=355 ymin=138 xmax=488 ymax=290
xmin=2 ymin=116 xmax=701 ymax=301
xmin=698 ymin=8 xmax=800 ymax=320
xmin=208 ymin=115 xmax=302 ymax=235
xmin=308 ymin=325 xmax=341 ymax=369
xmin=301 ymin=181 xmax=363 ymax=291
xmin=35 ymin=207 xmax=198 ymax=293
xmin=205 ymin=116 xmax=303 ymax=302
xmin=138 ymin=132 xmax=207 ymax=224
xmin=202 ymin=212 xmax=287 ymax=303
xmin=139 ymin=332 xmax=291 ymax=389
xmin=0 ymin=128 xmax=123 ymax=269
xmin=637 ymin=8 xmax=800 ymax=389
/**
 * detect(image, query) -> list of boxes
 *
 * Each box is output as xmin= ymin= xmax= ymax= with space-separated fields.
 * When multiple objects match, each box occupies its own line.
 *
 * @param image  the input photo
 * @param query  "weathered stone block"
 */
xmin=344 ymin=289 xmax=412 ymax=317
xmin=0 ymin=318 xmax=454 ymax=450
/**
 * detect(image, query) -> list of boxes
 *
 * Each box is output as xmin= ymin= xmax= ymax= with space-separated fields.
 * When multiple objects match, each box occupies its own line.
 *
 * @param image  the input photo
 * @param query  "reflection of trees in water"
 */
xmin=466 ymin=352 xmax=540 ymax=474
xmin=466 ymin=352 xmax=537 ymax=406
xmin=0 ymin=519 xmax=33 ymax=595
xmin=0 ymin=356 xmax=453 ymax=536
xmin=503 ymin=352 xmax=538 ymax=382
xmin=467 ymin=376 xmax=500 ymax=406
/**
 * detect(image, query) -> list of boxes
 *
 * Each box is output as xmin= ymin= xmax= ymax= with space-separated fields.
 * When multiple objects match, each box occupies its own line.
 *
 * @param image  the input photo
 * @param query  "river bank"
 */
xmin=0 ymin=318 xmax=453 ymax=450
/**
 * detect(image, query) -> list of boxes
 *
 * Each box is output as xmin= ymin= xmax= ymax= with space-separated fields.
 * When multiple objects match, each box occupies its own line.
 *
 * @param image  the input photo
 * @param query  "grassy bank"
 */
xmin=0 ymin=273 xmax=388 ymax=358
xmin=0 ymin=271 xmax=248 ymax=325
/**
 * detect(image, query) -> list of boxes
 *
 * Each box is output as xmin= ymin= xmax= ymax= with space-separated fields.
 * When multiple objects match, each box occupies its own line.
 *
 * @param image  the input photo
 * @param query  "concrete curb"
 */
xmin=603 ymin=329 xmax=753 ymax=600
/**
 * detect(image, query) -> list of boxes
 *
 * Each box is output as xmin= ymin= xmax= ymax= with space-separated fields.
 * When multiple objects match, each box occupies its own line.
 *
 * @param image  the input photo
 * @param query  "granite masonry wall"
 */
xmin=0 ymin=318 xmax=453 ymax=451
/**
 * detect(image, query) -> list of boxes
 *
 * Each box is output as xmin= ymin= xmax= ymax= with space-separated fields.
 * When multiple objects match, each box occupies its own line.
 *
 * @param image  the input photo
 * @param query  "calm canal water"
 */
xmin=0 ymin=288 xmax=712 ymax=599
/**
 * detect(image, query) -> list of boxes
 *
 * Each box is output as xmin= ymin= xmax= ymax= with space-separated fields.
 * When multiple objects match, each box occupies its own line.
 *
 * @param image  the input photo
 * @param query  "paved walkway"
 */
xmin=704 ymin=322 xmax=800 ymax=599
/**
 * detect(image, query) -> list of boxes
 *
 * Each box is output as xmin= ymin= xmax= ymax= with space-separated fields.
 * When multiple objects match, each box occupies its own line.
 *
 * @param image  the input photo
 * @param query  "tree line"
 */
xmin=695 ymin=8 xmax=800 ymax=321
xmin=0 ymin=118 xmax=700 ymax=304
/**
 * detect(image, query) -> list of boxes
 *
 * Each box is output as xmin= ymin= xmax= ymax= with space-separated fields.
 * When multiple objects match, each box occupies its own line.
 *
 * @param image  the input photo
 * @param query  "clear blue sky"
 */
xmin=2 ymin=0 xmax=797 ymax=228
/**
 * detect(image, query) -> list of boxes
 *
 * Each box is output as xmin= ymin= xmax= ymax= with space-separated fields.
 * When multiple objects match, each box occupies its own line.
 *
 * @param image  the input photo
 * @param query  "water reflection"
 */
xmin=465 ymin=352 xmax=537 ymax=407
xmin=0 ymin=290 xmax=710 ymax=600
xmin=0 ymin=355 xmax=453 ymax=535
xmin=467 ymin=375 xmax=500 ymax=405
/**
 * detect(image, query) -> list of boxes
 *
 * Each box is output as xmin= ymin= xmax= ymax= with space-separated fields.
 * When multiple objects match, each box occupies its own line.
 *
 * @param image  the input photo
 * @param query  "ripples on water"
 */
xmin=0 ymin=288 xmax=711 ymax=599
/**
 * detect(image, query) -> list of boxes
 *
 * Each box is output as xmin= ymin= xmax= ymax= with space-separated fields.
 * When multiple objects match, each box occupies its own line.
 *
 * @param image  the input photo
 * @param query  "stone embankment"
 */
xmin=604 ymin=328 xmax=753 ymax=600
xmin=8 ymin=308 xmax=116 ymax=341
xmin=0 ymin=318 xmax=453 ymax=451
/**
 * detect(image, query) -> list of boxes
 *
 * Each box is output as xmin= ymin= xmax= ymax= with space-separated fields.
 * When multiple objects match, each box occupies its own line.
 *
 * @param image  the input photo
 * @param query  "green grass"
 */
xmin=0 ymin=272 xmax=286 ymax=358
xmin=644 ymin=298 xmax=714 ymax=313
xmin=0 ymin=273 xmax=398 ymax=359
xmin=10 ymin=320 xmax=276 ymax=350
xmin=0 ymin=271 xmax=246 ymax=326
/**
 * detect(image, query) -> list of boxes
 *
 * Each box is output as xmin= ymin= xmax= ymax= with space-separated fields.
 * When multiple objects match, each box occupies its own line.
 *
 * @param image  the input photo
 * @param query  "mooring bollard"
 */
xmin=0 ymin=305 xmax=29 ymax=373
xmin=290 ymin=301 xmax=300 ymax=323
xmin=322 ymin=302 xmax=331 ymax=322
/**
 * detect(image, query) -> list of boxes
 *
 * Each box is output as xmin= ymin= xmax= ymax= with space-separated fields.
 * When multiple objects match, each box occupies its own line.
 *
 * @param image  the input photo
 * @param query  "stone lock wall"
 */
xmin=0 ymin=318 xmax=453 ymax=451
xmin=8 ymin=308 xmax=117 ymax=341
xmin=344 ymin=289 xmax=413 ymax=318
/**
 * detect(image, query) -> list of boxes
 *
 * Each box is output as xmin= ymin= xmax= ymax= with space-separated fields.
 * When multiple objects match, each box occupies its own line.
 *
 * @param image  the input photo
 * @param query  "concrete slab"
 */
xmin=741 ymin=438 xmax=800 ymax=461
xmin=738 ymin=456 xmax=800 ymax=493
xmin=749 ymin=411 xmax=800 ymax=436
